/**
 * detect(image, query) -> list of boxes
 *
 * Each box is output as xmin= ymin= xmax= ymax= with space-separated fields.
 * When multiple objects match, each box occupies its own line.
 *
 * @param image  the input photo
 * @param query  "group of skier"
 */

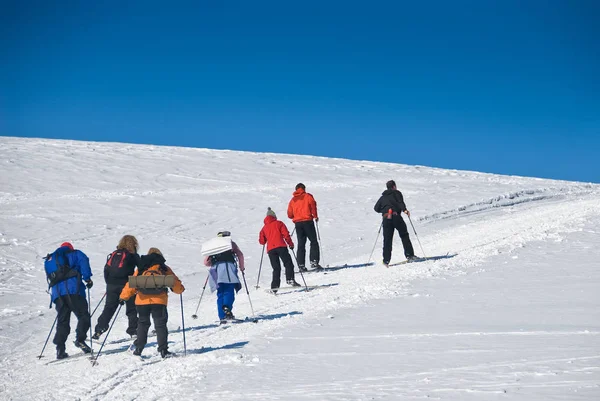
xmin=42 ymin=181 xmax=417 ymax=360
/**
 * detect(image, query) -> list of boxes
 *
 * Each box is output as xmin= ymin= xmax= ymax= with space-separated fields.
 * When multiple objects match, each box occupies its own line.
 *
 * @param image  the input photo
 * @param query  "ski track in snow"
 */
xmin=1 ymin=137 xmax=599 ymax=400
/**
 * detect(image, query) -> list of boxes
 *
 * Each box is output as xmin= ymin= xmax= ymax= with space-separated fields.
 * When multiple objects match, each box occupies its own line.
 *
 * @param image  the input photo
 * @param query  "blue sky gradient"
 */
xmin=2 ymin=1 xmax=599 ymax=182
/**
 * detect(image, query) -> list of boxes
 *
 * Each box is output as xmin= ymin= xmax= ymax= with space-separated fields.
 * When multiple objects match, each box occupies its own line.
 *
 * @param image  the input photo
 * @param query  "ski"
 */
xmin=218 ymin=317 xmax=259 ymax=324
xmin=45 ymin=352 xmax=95 ymax=365
xmin=299 ymin=262 xmax=374 ymax=273
xmin=266 ymin=284 xmax=329 ymax=294
xmin=388 ymin=252 xmax=453 ymax=267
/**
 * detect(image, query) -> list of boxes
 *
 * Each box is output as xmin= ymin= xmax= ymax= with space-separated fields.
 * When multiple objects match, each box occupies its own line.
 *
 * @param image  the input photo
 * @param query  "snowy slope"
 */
xmin=0 ymin=137 xmax=599 ymax=400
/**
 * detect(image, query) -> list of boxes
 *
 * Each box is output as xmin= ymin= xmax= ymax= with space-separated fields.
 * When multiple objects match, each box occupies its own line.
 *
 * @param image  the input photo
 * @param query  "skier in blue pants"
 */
xmin=203 ymin=231 xmax=245 ymax=323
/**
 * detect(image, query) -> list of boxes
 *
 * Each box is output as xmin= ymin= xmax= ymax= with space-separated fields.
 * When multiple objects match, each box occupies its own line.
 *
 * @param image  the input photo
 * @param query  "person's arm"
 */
xmin=166 ymin=266 xmax=185 ymax=294
xmin=232 ymin=241 xmax=245 ymax=271
xmin=287 ymin=200 xmax=294 ymax=220
xmin=310 ymin=195 xmax=318 ymax=221
xmin=395 ymin=191 xmax=408 ymax=214
xmin=374 ymin=197 xmax=383 ymax=213
xmin=281 ymin=222 xmax=294 ymax=248
xmin=76 ymin=251 xmax=92 ymax=281
xmin=259 ymin=228 xmax=267 ymax=245
xmin=119 ymin=282 xmax=135 ymax=301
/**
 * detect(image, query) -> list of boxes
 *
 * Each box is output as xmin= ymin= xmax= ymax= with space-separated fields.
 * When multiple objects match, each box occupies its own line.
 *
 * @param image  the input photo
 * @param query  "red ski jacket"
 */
xmin=287 ymin=188 xmax=318 ymax=223
xmin=259 ymin=216 xmax=294 ymax=252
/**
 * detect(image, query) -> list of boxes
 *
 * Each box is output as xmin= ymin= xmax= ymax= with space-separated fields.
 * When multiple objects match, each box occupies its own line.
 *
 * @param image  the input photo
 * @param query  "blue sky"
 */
xmin=2 ymin=1 xmax=599 ymax=182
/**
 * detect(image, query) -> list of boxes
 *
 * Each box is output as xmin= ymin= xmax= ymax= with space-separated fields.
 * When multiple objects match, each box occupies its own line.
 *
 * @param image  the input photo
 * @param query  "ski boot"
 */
xmin=74 ymin=340 xmax=92 ymax=354
xmin=92 ymin=328 xmax=107 ymax=340
xmin=311 ymin=261 xmax=324 ymax=272
xmin=160 ymin=349 xmax=173 ymax=358
xmin=56 ymin=346 xmax=68 ymax=360
xmin=222 ymin=305 xmax=235 ymax=320
xmin=287 ymin=280 xmax=301 ymax=287
xmin=298 ymin=265 xmax=308 ymax=273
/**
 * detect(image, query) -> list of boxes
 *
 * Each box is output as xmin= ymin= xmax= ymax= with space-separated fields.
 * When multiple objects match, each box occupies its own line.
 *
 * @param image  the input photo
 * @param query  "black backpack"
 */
xmin=104 ymin=249 xmax=131 ymax=279
xmin=44 ymin=248 xmax=78 ymax=289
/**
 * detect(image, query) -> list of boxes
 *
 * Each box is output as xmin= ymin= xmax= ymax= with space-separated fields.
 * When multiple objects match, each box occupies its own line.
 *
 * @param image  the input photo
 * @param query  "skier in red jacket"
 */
xmin=259 ymin=208 xmax=300 ymax=292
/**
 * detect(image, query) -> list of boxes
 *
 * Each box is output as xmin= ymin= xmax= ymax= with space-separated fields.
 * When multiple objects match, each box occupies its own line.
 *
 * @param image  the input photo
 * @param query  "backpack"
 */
xmin=137 ymin=264 xmax=170 ymax=295
xmin=44 ymin=248 xmax=79 ymax=289
xmin=104 ymin=249 xmax=131 ymax=279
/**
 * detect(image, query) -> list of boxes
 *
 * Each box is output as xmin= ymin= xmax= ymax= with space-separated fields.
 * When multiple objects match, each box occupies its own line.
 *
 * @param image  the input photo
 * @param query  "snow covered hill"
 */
xmin=1 ymin=136 xmax=599 ymax=400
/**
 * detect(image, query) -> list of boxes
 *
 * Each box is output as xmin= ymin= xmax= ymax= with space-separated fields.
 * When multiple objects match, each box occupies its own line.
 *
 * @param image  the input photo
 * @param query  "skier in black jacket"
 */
xmin=374 ymin=180 xmax=417 ymax=266
xmin=92 ymin=235 xmax=140 ymax=339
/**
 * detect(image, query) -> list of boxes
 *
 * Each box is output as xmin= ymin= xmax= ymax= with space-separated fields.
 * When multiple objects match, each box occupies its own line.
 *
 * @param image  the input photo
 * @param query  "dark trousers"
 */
xmin=135 ymin=304 xmax=168 ymax=352
xmin=53 ymin=294 xmax=90 ymax=348
xmin=268 ymin=247 xmax=295 ymax=289
xmin=382 ymin=214 xmax=415 ymax=263
xmin=295 ymin=220 xmax=320 ymax=266
xmin=95 ymin=283 xmax=138 ymax=335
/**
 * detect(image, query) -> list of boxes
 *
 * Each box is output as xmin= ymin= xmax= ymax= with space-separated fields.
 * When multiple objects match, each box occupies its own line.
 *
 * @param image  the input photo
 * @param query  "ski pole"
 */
xmin=289 ymin=248 xmax=309 ymax=292
xmin=92 ymin=304 xmax=122 ymax=367
xmin=37 ymin=314 xmax=58 ymax=359
xmin=88 ymin=288 xmax=93 ymax=355
xmin=240 ymin=270 xmax=255 ymax=317
xmin=180 ymin=294 xmax=187 ymax=356
xmin=291 ymin=227 xmax=296 ymax=237
xmin=191 ymin=274 xmax=209 ymax=319
xmin=315 ymin=220 xmax=324 ymax=266
xmin=408 ymin=215 xmax=426 ymax=258
xmin=368 ymin=221 xmax=383 ymax=263
xmin=91 ymin=292 xmax=106 ymax=318
xmin=255 ymin=244 xmax=265 ymax=289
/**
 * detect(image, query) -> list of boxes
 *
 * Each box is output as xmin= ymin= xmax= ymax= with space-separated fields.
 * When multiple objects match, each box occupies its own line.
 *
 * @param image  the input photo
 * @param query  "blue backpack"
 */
xmin=44 ymin=247 xmax=79 ymax=290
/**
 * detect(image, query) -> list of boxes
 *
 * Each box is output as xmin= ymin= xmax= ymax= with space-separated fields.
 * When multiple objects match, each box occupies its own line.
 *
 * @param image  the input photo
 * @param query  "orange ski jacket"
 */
xmin=287 ymin=188 xmax=318 ymax=223
xmin=120 ymin=263 xmax=184 ymax=306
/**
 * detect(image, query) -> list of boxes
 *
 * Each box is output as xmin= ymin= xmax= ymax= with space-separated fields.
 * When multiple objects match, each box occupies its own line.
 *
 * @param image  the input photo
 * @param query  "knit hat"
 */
xmin=61 ymin=242 xmax=74 ymax=250
xmin=266 ymin=207 xmax=277 ymax=218
xmin=295 ymin=183 xmax=306 ymax=190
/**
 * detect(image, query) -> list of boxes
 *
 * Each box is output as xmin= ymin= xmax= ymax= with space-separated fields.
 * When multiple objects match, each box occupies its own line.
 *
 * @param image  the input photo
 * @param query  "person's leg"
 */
xmin=216 ymin=286 xmax=226 ymax=320
xmin=382 ymin=218 xmax=395 ymax=264
xmin=394 ymin=215 xmax=415 ymax=258
xmin=295 ymin=222 xmax=308 ymax=268
xmin=304 ymin=221 xmax=320 ymax=266
xmin=280 ymin=248 xmax=296 ymax=281
xmin=135 ymin=305 xmax=151 ymax=351
xmin=53 ymin=297 xmax=72 ymax=351
xmin=125 ymin=295 xmax=138 ymax=336
xmin=94 ymin=284 xmax=120 ymax=334
xmin=71 ymin=295 xmax=91 ymax=343
xmin=268 ymin=250 xmax=282 ymax=289
xmin=221 ymin=283 xmax=236 ymax=318
xmin=151 ymin=304 xmax=169 ymax=352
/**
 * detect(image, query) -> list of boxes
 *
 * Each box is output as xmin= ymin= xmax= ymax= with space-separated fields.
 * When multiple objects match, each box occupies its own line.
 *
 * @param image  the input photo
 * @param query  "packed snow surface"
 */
xmin=0 ymin=137 xmax=599 ymax=400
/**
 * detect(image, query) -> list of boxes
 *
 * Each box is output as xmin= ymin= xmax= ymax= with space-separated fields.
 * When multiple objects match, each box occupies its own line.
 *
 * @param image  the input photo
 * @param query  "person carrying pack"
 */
xmin=259 ymin=208 xmax=300 ymax=292
xmin=373 ymin=180 xmax=418 ymax=266
xmin=43 ymin=242 xmax=93 ymax=359
xmin=203 ymin=231 xmax=245 ymax=324
xmin=93 ymin=235 xmax=140 ymax=339
xmin=119 ymin=247 xmax=184 ymax=358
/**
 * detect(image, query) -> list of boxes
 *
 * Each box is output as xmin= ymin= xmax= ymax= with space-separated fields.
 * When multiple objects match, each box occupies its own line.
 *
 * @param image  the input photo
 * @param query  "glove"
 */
xmin=85 ymin=280 xmax=93 ymax=289
xmin=404 ymin=210 xmax=411 ymax=217
xmin=289 ymin=244 xmax=294 ymax=250
xmin=119 ymin=298 xmax=126 ymax=305
xmin=315 ymin=217 xmax=319 ymax=222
